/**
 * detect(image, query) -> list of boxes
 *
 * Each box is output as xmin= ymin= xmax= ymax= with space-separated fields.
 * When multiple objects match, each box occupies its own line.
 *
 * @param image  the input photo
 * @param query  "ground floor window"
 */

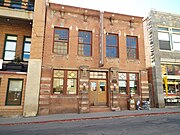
xmin=118 ymin=73 xmax=138 ymax=95
xmin=53 ymin=70 xmax=78 ymax=95
xmin=6 ymin=79 xmax=23 ymax=106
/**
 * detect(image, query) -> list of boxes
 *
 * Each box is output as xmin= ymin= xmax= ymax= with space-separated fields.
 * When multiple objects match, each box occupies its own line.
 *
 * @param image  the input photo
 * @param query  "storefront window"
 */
xmin=161 ymin=64 xmax=180 ymax=75
xmin=129 ymin=74 xmax=138 ymax=94
xmin=118 ymin=73 xmax=138 ymax=95
xmin=53 ymin=70 xmax=77 ymax=95
xmin=6 ymin=79 xmax=23 ymax=106
xmin=118 ymin=73 xmax=127 ymax=94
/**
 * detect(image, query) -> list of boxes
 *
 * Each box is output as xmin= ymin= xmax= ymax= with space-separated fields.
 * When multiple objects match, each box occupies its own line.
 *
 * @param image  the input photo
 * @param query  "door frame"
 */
xmin=89 ymin=79 xmax=108 ymax=106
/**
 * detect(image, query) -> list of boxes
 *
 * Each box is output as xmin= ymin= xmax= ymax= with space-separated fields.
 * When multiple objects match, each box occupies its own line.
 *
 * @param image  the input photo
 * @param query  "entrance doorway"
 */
xmin=89 ymin=80 xmax=107 ymax=106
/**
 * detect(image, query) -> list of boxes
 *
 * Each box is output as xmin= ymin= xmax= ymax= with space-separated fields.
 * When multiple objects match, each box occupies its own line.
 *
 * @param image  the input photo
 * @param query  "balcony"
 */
xmin=0 ymin=0 xmax=34 ymax=20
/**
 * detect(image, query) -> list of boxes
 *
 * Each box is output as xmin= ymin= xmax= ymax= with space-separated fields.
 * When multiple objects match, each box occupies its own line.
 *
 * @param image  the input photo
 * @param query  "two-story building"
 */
xmin=38 ymin=2 xmax=149 ymax=115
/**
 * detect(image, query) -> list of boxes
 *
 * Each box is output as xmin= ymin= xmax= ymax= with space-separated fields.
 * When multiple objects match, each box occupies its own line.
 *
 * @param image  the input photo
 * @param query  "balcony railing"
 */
xmin=0 ymin=0 xmax=34 ymax=11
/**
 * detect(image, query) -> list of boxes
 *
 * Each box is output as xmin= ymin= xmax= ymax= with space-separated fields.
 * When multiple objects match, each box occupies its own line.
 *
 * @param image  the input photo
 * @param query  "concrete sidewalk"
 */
xmin=0 ymin=108 xmax=180 ymax=126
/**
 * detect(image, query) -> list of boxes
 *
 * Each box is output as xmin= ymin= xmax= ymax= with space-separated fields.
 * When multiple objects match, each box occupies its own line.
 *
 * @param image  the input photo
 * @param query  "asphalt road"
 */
xmin=0 ymin=114 xmax=180 ymax=135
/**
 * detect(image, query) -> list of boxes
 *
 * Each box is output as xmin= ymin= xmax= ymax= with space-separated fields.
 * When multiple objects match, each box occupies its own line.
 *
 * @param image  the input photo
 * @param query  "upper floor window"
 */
xmin=106 ymin=34 xmax=118 ymax=58
xmin=54 ymin=28 xmax=69 ymax=55
xmin=126 ymin=36 xmax=138 ymax=59
xmin=3 ymin=35 xmax=17 ymax=60
xmin=158 ymin=27 xmax=170 ymax=50
xmin=78 ymin=30 xmax=92 ymax=56
xmin=11 ymin=0 xmax=22 ymax=9
xmin=53 ymin=70 xmax=78 ymax=95
xmin=23 ymin=36 xmax=31 ymax=61
xmin=158 ymin=27 xmax=180 ymax=51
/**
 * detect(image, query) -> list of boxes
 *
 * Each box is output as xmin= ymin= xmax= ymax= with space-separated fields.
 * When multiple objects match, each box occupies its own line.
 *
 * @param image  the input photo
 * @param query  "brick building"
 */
xmin=0 ymin=0 xmax=46 ymax=117
xmin=144 ymin=10 xmax=180 ymax=108
xmin=0 ymin=0 xmax=34 ymax=116
xmin=38 ymin=2 xmax=149 ymax=115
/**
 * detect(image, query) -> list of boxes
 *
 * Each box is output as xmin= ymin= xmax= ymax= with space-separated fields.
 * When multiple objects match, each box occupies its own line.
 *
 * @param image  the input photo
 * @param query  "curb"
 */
xmin=0 ymin=111 xmax=180 ymax=126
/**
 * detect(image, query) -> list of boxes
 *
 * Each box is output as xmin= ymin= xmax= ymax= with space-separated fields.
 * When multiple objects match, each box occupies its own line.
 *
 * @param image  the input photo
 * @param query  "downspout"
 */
xmin=99 ymin=11 xmax=104 ymax=67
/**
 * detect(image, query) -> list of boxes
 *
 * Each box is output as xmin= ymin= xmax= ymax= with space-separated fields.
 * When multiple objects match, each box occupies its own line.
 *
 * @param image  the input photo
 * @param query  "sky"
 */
xmin=49 ymin=0 xmax=180 ymax=17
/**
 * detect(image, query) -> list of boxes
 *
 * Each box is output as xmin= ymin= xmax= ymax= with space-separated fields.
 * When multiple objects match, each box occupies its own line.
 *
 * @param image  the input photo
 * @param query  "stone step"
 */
xmin=90 ymin=106 xmax=111 ymax=113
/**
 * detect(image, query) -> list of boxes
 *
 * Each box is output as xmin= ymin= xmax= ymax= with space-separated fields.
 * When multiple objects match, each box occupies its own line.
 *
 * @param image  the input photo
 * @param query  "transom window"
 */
xmin=53 ymin=70 xmax=78 ymax=95
xmin=23 ymin=36 xmax=31 ymax=61
xmin=54 ymin=28 xmax=69 ymax=55
xmin=6 ymin=79 xmax=23 ymax=106
xmin=78 ymin=30 xmax=92 ymax=56
xmin=90 ymin=72 xmax=106 ymax=79
xmin=106 ymin=34 xmax=118 ymax=58
xmin=3 ymin=35 xmax=17 ymax=60
xmin=126 ymin=36 xmax=138 ymax=59
xmin=118 ymin=73 xmax=138 ymax=94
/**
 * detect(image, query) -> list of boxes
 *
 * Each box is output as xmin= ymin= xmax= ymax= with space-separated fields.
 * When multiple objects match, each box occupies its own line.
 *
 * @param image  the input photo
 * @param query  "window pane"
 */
xmin=90 ymin=82 xmax=97 ymax=91
xmin=7 ymin=36 xmax=17 ymax=41
xmin=55 ymin=29 xmax=68 ymax=41
xmin=54 ymin=42 xmax=68 ymax=54
xmin=5 ymin=41 xmax=16 ymax=50
xmin=67 ymin=79 xmax=77 ymax=94
xmin=158 ymin=27 xmax=168 ymax=31
xmin=173 ymin=42 xmax=180 ymax=51
xmin=54 ymin=28 xmax=68 ymax=55
xmin=129 ymin=74 xmax=136 ymax=80
xmin=161 ymin=65 xmax=167 ymax=75
xmin=68 ymin=71 xmax=77 ymax=78
xmin=106 ymin=47 xmax=117 ymax=57
xmin=130 ymin=81 xmax=138 ymax=94
xmin=53 ymin=78 xmax=64 ymax=94
xmin=9 ymin=80 xmax=23 ymax=91
xmin=24 ymin=43 xmax=31 ymax=52
xmin=106 ymin=35 xmax=117 ymax=46
xmin=54 ymin=70 xmax=64 ymax=77
xmin=23 ymin=53 xmax=30 ymax=60
xmin=79 ymin=31 xmax=91 ymax=43
xmin=78 ymin=31 xmax=92 ymax=56
xmin=174 ymin=65 xmax=180 ymax=75
xmin=167 ymin=65 xmax=174 ymax=75
xmin=159 ymin=40 xmax=171 ymax=50
xmin=158 ymin=32 xmax=169 ymax=41
xmin=119 ymin=80 xmax=127 ymax=94
xmin=127 ymin=48 xmax=137 ymax=59
xmin=4 ymin=51 xmax=15 ymax=60
xmin=172 ymin=34 xmax=180 ymax=42
xmin=126 ymin=37 xmax=137 ymax=48
xmin=119 ymin=73 xmax=127 ymax=80
xmin=172 ymin=29 xmax=180 ymax=33
xmin=106 ymin=34 xmax=118 ymax=58
xmin=100 ymin=82 xmax=105 ymax=91
xmin=126 ymin=36 xmax=138 ymax=59
xmin=6 ymin=79 xmax=23 ymax=106
xmin=78 ymin=44 xmax=91 ymax=56
xmin=25 ymin=37 xmax=31 ymax=42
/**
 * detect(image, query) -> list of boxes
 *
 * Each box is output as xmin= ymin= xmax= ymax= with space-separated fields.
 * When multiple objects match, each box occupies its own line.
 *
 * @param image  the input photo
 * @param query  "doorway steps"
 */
xmin=90 ymin=106 xmax=111 ymax=113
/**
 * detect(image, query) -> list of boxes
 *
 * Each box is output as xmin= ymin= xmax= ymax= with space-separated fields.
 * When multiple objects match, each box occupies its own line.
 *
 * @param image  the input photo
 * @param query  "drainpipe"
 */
xmin=99 ymin=11 xmax=104 ymax=67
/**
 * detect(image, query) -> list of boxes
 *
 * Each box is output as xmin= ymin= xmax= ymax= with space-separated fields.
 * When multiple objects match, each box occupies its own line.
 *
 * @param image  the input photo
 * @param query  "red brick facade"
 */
xmin=38 ymin=3 xmax=149 ymax=115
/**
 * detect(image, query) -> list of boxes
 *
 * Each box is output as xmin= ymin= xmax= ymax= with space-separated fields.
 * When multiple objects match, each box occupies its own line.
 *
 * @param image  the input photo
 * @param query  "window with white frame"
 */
xmin=158 ymin=27 xmax=180 ymax=51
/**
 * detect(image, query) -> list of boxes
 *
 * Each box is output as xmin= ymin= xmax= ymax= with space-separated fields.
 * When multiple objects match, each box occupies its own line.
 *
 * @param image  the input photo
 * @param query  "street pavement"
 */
xmin=0 ymin=108 xmax=180 ymax=126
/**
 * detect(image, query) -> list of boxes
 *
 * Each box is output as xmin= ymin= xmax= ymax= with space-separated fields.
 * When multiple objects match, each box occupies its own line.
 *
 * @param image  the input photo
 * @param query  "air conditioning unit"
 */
xmin=0 ymin=59 xmax=3 ymax=69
